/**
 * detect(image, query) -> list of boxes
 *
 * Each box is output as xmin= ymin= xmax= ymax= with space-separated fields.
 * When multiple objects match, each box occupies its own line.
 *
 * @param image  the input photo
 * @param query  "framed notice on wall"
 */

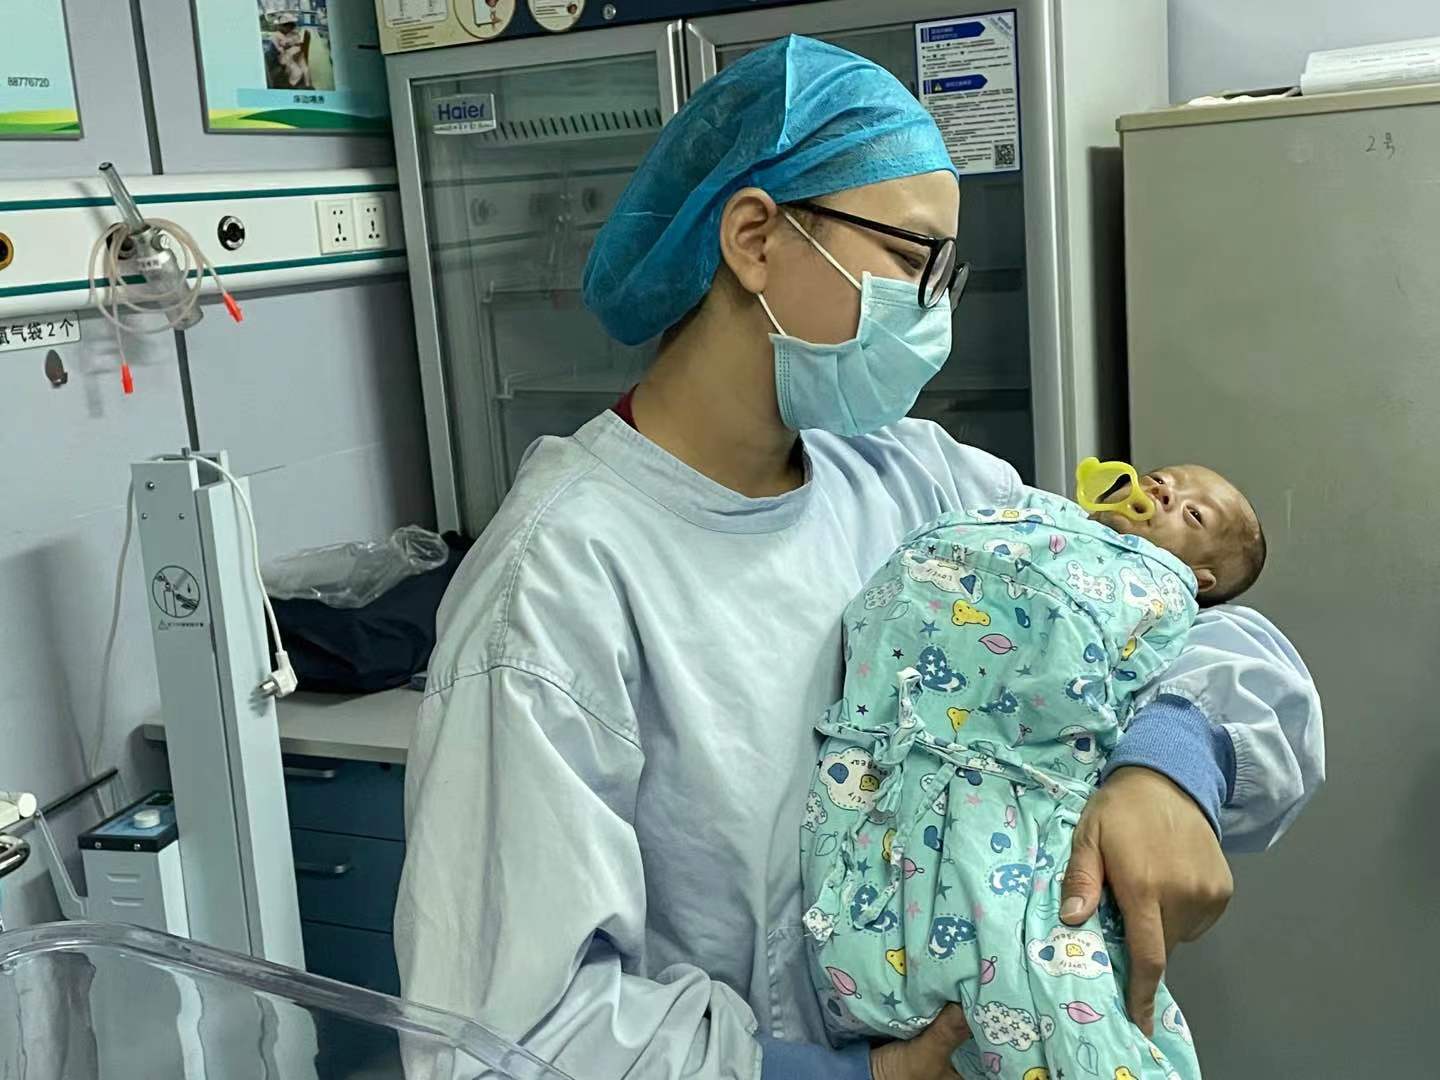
xmin=193 ymin=1 xmax=390 ymax=134
xmin=0 ymin=0 xmax=81 ymax=139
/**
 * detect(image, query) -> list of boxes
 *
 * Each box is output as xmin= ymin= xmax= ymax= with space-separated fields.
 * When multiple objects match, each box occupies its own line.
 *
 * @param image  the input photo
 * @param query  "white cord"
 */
xmin=85 ymin=217 xmax=240 ymax=391
xmin=87 ymin=458 xmax=295 ymax=779
xmin=87 ymin=217 xmax=230 ymax=328
xmin=90 ymin=482 xmax=138 ymax=780
xmin=188 ymin=456 xmax=296 ymax=699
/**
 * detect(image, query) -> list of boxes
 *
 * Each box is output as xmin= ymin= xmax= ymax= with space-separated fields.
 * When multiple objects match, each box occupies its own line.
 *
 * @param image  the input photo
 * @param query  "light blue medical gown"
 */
xmin=394 ymin=413 xmax=1324 ymax=1080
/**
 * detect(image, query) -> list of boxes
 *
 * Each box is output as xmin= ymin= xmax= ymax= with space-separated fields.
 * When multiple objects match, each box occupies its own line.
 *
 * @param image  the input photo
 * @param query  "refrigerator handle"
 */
xmin=684 ymin=22 xmax=718 ymax=93
xmin=660 ymin=21 xmax=687 ymax=119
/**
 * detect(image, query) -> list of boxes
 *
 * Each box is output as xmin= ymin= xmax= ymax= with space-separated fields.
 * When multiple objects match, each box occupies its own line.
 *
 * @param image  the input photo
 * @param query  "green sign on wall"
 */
xmin=0 ymin=0 xmax=82 ymax=140
xmin=194 ymin=1 xmax=390 ymax=134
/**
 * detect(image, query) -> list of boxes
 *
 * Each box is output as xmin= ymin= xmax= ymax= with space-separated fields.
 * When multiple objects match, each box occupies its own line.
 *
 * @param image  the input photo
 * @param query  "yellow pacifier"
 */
xmin=1074 ymin=457 xmax=1156 ymax=522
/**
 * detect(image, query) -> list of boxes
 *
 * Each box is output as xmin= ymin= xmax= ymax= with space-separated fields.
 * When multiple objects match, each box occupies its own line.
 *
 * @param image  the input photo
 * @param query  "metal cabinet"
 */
xmin=1119 ymin=84 xmax=1440 ymax=1077
xmin=285 ymin=755 xmax=407 ymax=996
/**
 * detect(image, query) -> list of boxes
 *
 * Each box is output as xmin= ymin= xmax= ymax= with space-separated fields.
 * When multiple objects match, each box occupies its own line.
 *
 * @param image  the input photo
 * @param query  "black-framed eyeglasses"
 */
xmin=789 ymin=200 xmax=969 ymax=310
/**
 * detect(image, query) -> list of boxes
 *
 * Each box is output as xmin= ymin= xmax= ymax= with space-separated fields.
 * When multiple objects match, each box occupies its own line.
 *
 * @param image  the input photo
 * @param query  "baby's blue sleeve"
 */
xmin=1103 ymin=695 xmax=1232 ymax=834
xmin=1104 ymin=605 xmax=1324 ymax=851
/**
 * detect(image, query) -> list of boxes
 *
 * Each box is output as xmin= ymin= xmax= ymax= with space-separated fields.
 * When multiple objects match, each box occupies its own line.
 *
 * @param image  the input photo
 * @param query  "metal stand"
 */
xmin=132 ymin=452 xmax=303 ymax=967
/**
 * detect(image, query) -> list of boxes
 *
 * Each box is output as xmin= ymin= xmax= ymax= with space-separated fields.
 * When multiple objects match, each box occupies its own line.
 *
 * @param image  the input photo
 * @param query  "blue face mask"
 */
xmin=759 ymin=212 xmax=952 ymax=436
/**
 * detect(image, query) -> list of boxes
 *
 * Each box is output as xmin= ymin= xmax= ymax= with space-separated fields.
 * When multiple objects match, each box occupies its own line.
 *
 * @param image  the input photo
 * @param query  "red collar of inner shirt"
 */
xmin=611 ymin=387 xmax=638 ymax=429
xmin=610 ymin=387 xmax=809 ymax=478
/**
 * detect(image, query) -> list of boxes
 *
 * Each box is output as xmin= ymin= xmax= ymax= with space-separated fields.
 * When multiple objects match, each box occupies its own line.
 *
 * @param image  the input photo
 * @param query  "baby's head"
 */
xmin=1092 ymin=465 xmax=1265 ymax=607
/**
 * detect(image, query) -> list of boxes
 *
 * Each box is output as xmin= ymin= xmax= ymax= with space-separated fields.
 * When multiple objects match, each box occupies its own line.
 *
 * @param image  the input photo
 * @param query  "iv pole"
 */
xmin=132 ymin=450 xmax=304 ymax=967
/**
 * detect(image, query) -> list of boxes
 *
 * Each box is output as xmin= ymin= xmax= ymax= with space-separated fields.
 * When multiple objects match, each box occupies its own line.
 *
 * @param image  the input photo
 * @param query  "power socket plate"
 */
xmin=317 ymin=198 xmax=355 ymax=254
xmin=354 ymin=196 xmax=388 ymax=251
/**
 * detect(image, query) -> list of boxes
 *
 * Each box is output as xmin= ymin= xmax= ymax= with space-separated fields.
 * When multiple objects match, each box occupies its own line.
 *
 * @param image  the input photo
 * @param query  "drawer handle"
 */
xmin=294 ymin=860 xmax=352 ymax=878
xmin=284 ymin=765 xmax=338 ymax=781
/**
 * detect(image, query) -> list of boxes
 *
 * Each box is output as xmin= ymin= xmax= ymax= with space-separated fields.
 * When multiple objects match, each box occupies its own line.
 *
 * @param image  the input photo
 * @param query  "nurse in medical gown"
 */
xmin=395 ymin=35 xmax=1323 ymax=1080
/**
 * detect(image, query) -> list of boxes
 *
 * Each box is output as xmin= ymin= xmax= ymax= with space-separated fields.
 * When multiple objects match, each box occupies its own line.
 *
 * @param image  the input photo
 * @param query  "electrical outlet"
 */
xmin=317 ymin=198 xmax=355 ymax=254
xmin=354 ymin=196 xmax=388 ymax=251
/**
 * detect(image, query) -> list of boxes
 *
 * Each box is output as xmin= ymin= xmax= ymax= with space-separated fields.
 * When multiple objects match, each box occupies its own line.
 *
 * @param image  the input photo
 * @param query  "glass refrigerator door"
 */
xmin=687 ymin=1 xmax=1060 ymax=485
xmin=391 ymin=25 xmax=684 ymax=534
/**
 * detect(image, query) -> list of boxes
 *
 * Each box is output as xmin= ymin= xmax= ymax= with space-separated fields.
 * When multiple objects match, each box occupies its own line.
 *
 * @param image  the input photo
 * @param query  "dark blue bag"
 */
xmin=270 ymin=533 xmax=472 ymax=693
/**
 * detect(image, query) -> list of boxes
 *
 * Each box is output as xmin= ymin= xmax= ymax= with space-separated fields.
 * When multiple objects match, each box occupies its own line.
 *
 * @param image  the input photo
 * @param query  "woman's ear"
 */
xmin=718 ymin=187 xmax=780 ymax=296
xmin=1193 ymin=566 xmax=1218 ymax=595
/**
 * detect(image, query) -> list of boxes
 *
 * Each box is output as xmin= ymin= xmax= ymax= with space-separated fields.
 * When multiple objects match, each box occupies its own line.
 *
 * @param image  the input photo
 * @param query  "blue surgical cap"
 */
xmin=582 ymin=35 xmax=956 ymax=345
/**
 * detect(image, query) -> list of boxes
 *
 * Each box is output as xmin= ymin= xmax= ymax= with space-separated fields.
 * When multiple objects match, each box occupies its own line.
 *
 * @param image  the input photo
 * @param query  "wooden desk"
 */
xmin=143 ymin=686 xmax=420 ymax=764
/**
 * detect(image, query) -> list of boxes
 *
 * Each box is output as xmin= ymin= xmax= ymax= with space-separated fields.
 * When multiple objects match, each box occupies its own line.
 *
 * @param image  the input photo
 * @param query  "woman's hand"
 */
xmin=1060 ymin=766 xmax=1234 ymax=1035
xmin=870 ymin=1004 xmax=971 ymax=1080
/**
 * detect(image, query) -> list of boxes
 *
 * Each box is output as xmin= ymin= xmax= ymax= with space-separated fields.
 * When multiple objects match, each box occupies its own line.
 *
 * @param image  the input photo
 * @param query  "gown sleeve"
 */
xmin=395 ymin=663 xmax=870 ymax=1079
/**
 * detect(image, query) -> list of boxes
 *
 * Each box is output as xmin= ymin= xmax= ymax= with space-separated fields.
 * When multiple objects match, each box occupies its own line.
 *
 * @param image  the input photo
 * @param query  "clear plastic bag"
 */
xmin=263 ymin=525 xmax=449 ymax=609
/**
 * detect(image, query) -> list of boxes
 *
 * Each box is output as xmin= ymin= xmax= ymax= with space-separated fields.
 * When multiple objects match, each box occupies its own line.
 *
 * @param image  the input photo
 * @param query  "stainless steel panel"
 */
xmin=1124 ymin=97 xmax=1439 ymax=1074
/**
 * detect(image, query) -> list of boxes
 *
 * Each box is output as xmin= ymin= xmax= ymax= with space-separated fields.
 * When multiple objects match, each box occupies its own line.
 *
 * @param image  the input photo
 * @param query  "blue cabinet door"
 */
xmin=302 ymin=921 xmax=401 ymax=997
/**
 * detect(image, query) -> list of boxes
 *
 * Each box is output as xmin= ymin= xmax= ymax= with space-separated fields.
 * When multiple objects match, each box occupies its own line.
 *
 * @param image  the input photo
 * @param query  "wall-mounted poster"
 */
xmin=0 ymin=0 xmax=81 ymax=139
xmin=194 ymin=0 xmax=390 ymax=134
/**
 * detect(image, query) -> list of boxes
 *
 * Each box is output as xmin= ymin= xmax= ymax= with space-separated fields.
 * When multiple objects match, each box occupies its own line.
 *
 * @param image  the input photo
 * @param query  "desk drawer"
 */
xmin=302 ymin=921 xmax=400 ymax=997
xmin=292 ymin=829 xmax=404 ymax=934
xmin=283 ymin=756 xmax=405 ymax=841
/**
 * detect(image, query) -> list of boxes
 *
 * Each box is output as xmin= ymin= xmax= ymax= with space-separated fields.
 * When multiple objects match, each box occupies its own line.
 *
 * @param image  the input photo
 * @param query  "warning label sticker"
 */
xmin=915 ymin=12 xmax=1021 ymax=176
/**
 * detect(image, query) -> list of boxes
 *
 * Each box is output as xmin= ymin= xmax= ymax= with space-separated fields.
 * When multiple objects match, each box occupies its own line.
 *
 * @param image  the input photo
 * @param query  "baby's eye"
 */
xmin=1187 ymin=507 xmax=1204 ymax=526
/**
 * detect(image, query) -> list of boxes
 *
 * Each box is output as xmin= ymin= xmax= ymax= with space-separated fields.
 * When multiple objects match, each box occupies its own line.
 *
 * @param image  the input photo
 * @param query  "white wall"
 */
xmin=0 ymin=0 xmax=430 ymax=931
xmin=0 ymin=318 xmax=186 ymax=925
xmin=1170 ymin=0 xmax=1439 ymax=101
xmin=0 ymin=0 xmax=174 ymax=930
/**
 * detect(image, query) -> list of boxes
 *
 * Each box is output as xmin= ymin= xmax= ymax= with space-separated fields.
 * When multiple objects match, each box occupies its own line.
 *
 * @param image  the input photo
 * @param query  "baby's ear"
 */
xmin=1193 ymin=566 xmax=1218 ymax=595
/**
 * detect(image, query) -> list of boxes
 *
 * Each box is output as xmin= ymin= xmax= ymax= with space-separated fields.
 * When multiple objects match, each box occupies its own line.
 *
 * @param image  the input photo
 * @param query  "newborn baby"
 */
xmin=1089 ymin=465 xmax=1264 ymax=607
xmin=800 ymin=464 xmax=1263 ymax=1080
